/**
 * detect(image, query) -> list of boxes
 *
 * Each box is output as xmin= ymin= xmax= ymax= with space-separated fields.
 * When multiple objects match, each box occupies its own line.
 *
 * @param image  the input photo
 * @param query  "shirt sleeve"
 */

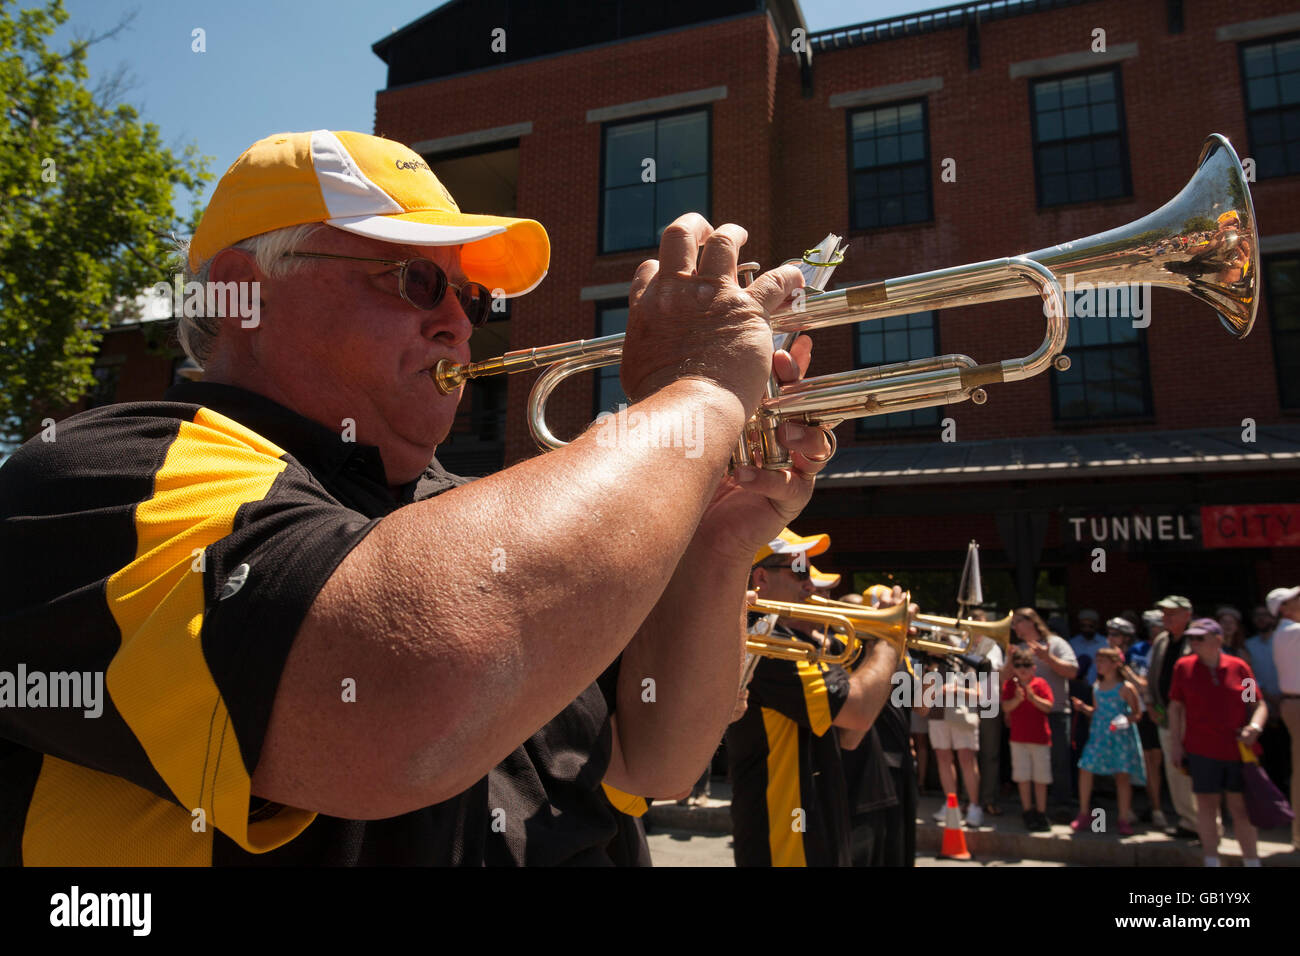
xmin=1 ymin=405 xmax=381 ymax=853
xmin=1054 ymin=636 xmax=1079 ymax=668
xmin=747 ymin=656 xmax=850 ymax=736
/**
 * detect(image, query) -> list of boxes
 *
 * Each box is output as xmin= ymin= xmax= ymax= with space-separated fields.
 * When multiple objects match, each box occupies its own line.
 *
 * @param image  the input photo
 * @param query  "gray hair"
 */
xmin=174 ymin=223 xmax=324 ymax=366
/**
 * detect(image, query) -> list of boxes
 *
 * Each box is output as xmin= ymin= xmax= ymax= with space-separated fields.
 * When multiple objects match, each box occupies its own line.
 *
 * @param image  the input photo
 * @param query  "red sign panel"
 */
xmin=1201 ymin=504 xmax=1300 ymax=548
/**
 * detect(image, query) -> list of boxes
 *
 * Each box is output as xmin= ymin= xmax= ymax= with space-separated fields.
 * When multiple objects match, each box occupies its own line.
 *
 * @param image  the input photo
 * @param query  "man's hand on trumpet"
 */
xmin=609 ymin=214 xmax=829 ymax=799
xmin=621 ymin=213 xmax=833 ymax=568
xmin=622 ymin=212 xmax=805 ymax=415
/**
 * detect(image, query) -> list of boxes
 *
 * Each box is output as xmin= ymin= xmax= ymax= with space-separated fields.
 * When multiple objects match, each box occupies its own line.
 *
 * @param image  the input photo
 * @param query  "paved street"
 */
xmin=645 ymin=827 xmax=1072 ymax=866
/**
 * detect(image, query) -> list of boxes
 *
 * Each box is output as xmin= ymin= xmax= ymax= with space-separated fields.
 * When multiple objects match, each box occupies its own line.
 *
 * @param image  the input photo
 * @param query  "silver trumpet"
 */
xmin=433 ymin=134 xmax=1257 ymax=468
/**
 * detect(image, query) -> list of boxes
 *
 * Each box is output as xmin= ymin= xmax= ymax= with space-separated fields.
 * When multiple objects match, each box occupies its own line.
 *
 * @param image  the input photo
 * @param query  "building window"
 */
xmin=1240 ymin=35 xmax=1300 ymax=180
xmin=854 ymin=311 xmax=939 ymax=433
xmin=1265 ymin=255 xmax=1300 ymax=408
xmin=595 ymin=301 xmax=628 ymax=415
xmin=1051 ymin=293 xmax=1152 ymax=421
xmin=601 ymin=109 xmax=709 ymax=254
xmin=1030 ymin=70 xmax=1130 ymax=206
xmin=848 ymin=101 xmax=931 ymax=230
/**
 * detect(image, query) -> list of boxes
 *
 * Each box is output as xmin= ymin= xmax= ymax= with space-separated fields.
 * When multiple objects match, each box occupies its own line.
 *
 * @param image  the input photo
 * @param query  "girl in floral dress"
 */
xmin=1070 ymin=647 xmax=1146 ymax=835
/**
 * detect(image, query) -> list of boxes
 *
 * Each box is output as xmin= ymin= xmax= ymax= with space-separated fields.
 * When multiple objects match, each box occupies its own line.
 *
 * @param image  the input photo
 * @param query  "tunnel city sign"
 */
xmin=1063 ymin=504 xmax=1300 ymax=552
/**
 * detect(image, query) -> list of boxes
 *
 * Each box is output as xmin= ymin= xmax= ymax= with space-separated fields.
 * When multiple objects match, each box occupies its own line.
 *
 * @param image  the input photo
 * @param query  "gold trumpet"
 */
xmin=916 ymin=612 xmax=1015 ymax=658
xmin=746 ymin=596 xmax=910 ymax=665
xmin=433 ymin=134 xmax=1257 ymax=469
xmin=808 ymin=594 xmax=976 ymax=657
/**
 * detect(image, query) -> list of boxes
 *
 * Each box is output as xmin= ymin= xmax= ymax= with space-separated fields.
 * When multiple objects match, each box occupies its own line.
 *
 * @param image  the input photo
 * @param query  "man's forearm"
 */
xmin=1248 ymin=699 xmax=1268 ymax=730
xmin=1168 ymin=702 xmax=1184 ymax=751
xmin=1047 ymin=655 xmax=1077 ymax=678
xmin=610 ymin=542 xmax=752 ymax=797
xmin=259 ymin=380 xmax=749 ymax=817
xmin=837 ymin=641 xmax=900 ymax=731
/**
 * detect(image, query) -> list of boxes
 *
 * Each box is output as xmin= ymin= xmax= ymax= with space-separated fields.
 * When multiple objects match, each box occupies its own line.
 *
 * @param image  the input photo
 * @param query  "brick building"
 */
xmin=92 ymin=0 xmax=1300 ymax=619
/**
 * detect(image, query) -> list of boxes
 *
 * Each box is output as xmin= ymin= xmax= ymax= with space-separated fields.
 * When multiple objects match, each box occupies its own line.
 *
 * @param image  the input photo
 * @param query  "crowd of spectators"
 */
xmin=900 ymin=586 xmax=1300 ymax=863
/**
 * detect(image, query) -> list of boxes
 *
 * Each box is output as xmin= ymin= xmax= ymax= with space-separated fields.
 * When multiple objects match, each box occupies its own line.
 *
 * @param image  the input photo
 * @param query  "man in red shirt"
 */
xmin=1168 ymin=618 xmax=1268 ymax=866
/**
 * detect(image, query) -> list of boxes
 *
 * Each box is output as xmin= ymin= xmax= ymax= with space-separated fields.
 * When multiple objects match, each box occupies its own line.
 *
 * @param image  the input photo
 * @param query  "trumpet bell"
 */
xmin=914 ymin=611 xmax=1015 ymax=656
xmin=1026 ymin=133 xmax=1257 ymax=339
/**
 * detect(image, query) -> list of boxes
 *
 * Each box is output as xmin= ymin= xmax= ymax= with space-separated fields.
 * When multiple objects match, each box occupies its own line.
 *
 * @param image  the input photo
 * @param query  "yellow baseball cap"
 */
xmin=752 ymin=527 xmax=830 ymax=566
xmin=189 ymin=130 xmax=549 ymax=297
xmin=863 ymin=584 xmax=894 ymax=608
xmin=809 ymin=565 xmax=841 ymax=589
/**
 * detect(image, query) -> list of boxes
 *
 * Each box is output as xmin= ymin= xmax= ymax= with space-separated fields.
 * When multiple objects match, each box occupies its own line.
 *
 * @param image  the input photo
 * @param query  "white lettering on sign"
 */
xmin=1069 ymin=514 xmax=1196 ymax=544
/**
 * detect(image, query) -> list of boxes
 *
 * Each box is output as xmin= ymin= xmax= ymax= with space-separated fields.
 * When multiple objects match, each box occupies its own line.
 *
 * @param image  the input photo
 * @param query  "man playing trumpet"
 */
xmin=727 ymin=531 xmax=902 ymax=866
xmin=0 ymin=130 xmax=833 ymax=865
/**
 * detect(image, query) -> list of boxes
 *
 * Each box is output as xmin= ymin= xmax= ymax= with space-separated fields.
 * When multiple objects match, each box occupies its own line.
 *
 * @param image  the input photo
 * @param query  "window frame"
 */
xmin=1237 ymin=32 xmax=1300 ymax=181
xmin=598 ymin=105 xmax=712 ymax=256
xmin=1263 ymin=252 xmax=1300 ymax=410
xmin=851 ymin=309 xmax=942 ymax=437
xmin=1048 ymin=293 xmax=1154 ymax=424
xmin=1028 ymin=66 xmax=1133 ymax=209
xmin=844 ymin=97 xmax=935 ymax=234
xmin=593 ymin=298 xmax=630 ymax=417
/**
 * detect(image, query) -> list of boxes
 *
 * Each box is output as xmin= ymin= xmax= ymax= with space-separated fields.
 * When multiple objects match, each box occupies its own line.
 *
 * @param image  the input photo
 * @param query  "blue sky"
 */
xmin=55 ymin=0 xmax=941 ymax=211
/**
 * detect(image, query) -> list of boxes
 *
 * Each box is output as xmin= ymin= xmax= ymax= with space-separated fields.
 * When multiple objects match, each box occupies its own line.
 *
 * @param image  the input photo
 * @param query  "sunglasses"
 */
xmin=758 ymin=561 xmax=811 ymax=581
xmin=281 ymin=252 xmax=492 ymax=326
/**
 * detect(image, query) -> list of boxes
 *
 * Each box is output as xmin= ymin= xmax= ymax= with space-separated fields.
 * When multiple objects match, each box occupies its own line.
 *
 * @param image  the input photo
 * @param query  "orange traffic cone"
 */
xmin=938 ymin=792 xmax=971 ymax=861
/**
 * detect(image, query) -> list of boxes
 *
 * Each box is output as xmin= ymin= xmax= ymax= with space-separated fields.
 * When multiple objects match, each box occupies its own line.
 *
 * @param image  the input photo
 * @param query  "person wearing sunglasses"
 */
xmin=1002 ymin=650 xmax=1054 ymax=831
xmin=1010 ymin=607 xmax=1079 ymax=821
xmin=0 ymin=131 xmax=833 ymax=866
xmin=726 ymin=530 xmax=904 ymax=866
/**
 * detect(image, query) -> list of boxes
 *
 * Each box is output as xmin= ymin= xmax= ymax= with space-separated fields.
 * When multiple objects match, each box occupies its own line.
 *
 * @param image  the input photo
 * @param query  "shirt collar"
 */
xmin=164 ymin=381 xmax=422 ymax=501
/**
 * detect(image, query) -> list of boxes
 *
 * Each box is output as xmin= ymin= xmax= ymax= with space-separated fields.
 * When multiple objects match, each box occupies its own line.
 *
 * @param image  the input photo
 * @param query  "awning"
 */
xmin=819 ymin=425 xmax=1300 ymax=487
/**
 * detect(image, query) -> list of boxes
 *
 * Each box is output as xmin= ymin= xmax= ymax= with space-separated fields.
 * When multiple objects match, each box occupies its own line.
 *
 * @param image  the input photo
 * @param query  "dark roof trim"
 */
xmin=373 ymin=0 xmax=462 ymax=61
xmin=374 ymin=11 xmax=768 ymax=95
xmin=806 ymin=0 xmax=1098 ymax=53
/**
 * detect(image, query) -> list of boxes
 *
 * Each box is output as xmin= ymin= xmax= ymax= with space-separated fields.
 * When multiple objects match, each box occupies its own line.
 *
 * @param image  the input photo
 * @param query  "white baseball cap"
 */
xmin=1266 ymin=586 xmax=1300 ymax=617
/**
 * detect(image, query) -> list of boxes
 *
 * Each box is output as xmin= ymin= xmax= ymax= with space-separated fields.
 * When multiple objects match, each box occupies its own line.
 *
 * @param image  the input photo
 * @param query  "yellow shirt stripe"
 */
xmin=796 ymin=660 xmax=833 ymax=736
xmin=762 ymin=706 xmax=806 ymax=867
xmin=101 ymin=408 xmax=313 ymax=854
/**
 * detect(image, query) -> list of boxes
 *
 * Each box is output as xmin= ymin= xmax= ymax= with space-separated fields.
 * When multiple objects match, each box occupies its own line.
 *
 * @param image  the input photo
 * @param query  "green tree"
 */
xmin=0 ymin=0 xmax=210 ymax=447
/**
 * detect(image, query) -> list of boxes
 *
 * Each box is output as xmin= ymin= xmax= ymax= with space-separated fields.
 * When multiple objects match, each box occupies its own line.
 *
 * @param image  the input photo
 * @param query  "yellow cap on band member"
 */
xmin=752 ymin=527 xmax=830 ymax=566
xmin=189 ymin=130 xmax=549 ymax=297
xmin=809 ymin=565 xmax=840 ymax=588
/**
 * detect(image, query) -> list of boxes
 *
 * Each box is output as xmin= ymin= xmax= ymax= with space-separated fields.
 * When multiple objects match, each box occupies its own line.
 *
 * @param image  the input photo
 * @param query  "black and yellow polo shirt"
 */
xmin=725 ymin=621 xmax=852 ymax=867
xmin=0 ymin=381 xmax=499 ymax=865
xmin=484 ymin=659 xmax=622 ymax=866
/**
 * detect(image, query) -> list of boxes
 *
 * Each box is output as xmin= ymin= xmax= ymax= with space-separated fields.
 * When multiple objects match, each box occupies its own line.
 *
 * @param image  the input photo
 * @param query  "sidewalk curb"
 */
xmin=915 ymin=822 xmax=1300 ymax=866
xmin=647 ymin=802 xmax=1300 ymax=866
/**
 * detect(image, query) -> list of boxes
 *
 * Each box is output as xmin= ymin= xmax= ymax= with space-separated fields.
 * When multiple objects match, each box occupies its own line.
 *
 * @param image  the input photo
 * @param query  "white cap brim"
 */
xmin=327 ymin=214 xmax=507 ymax=246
